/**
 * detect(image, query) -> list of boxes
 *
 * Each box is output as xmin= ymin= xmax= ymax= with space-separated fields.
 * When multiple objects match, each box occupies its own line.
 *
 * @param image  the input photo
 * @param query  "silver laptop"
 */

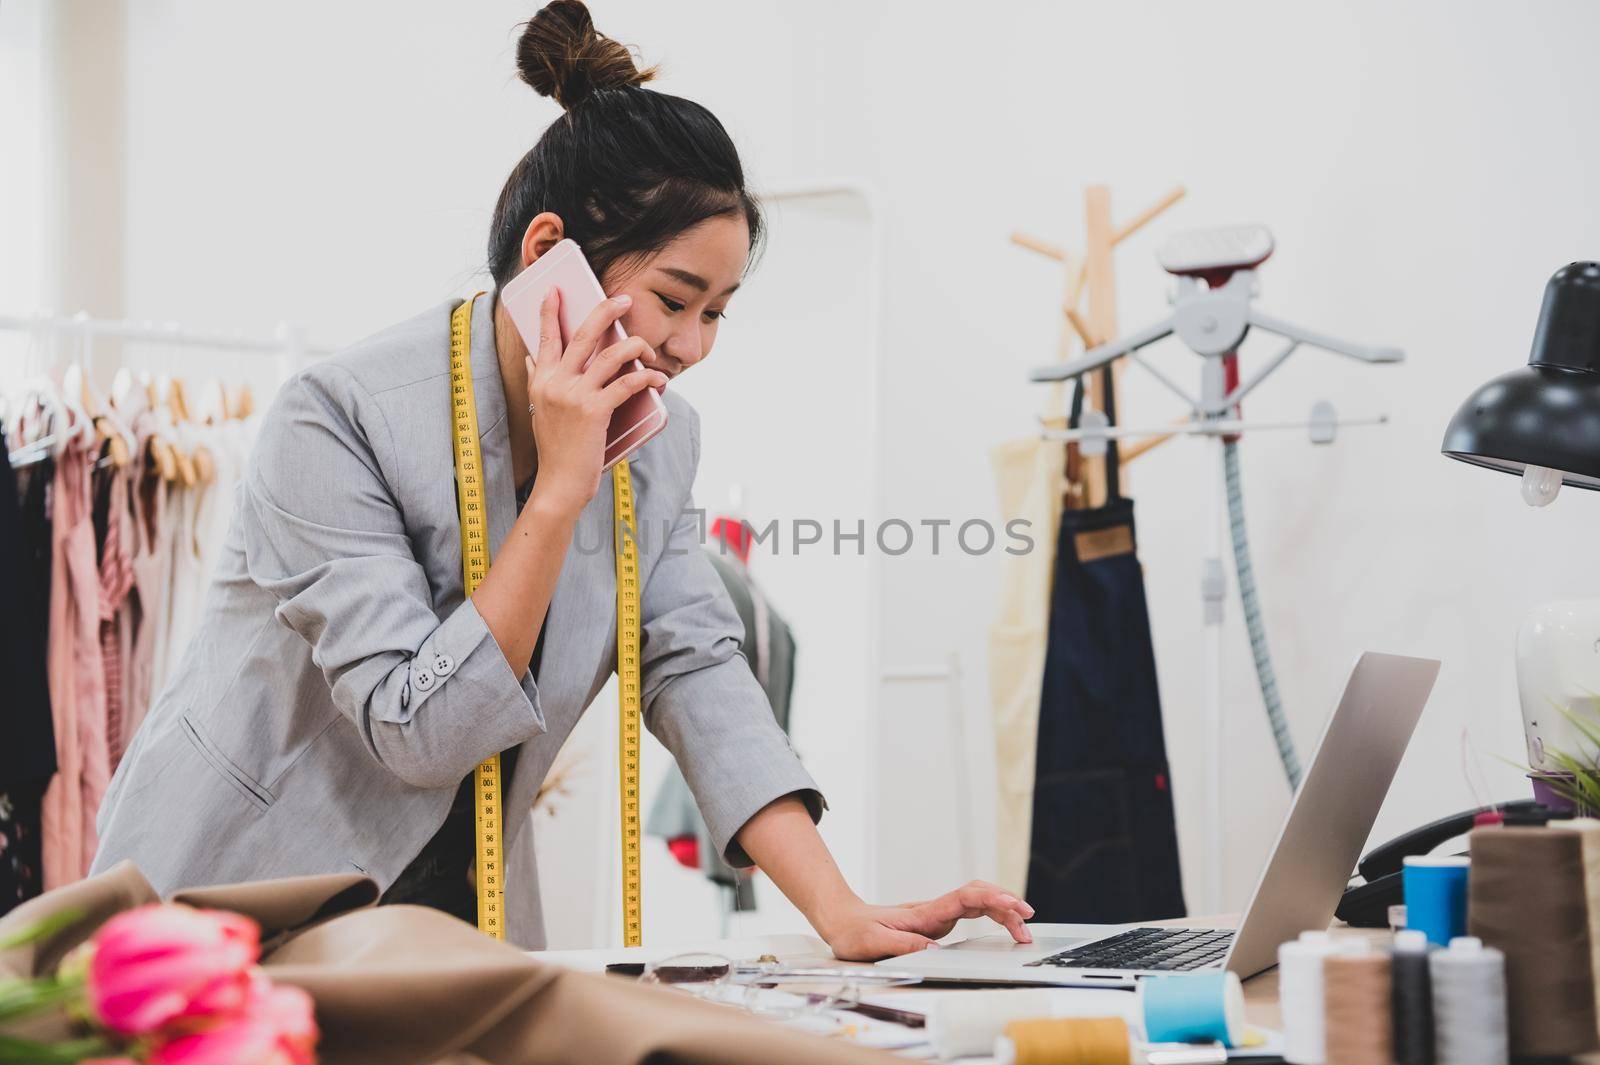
xmin=880 ymin=651 xmax=1440 ymax=987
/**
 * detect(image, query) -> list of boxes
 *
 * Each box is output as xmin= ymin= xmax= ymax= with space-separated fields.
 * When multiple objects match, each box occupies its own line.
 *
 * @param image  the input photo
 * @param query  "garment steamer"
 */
xmin=1030 ymin=224 xmax=1403 ymax=911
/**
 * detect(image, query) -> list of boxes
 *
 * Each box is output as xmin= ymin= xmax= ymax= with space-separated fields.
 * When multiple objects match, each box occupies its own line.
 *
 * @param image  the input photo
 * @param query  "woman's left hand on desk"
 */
xmin=820 ymin=881 xmax=1035 ymax=962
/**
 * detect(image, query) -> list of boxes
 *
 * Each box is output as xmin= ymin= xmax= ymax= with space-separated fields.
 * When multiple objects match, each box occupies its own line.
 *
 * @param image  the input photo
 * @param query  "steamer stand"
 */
xmin=1031 ymin=224 xmax=1403 ymax=912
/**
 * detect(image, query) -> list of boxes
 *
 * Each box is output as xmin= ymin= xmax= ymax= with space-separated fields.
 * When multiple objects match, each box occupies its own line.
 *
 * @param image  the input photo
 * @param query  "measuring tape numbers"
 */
xmin=613 ymin=456 xmax=643 ymax=947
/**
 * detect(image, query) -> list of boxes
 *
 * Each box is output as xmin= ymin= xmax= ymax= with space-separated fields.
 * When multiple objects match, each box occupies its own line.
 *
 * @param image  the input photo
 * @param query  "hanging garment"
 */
xmin=163 ymin=416 xmax=257 ymax=665
xmin=163 ymin=431 xmax=208 ymax=663
xmin=143 ymin=407 xmax=184 ymax=700
xmin=40 ymin=442 xmax=109 ymax=888
xmin=0 ymin=433 xmax=56 ymax=914
xmin=125 ymin=415 xmax=175 ymax=746
xmin=93 ymin=463 xmax=137 ymax=771
xmin=987 ymin=436 xmax=1068 ymax=893
xmin=1024 ymin=414 xmax=1185 ymax=920
xmin=645 ymin=545 xmax=797 ymax=900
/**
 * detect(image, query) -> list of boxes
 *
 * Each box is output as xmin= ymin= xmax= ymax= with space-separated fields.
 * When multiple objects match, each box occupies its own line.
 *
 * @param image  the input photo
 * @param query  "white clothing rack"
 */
xmin=0 ymin=311 xmax=336 ymax=358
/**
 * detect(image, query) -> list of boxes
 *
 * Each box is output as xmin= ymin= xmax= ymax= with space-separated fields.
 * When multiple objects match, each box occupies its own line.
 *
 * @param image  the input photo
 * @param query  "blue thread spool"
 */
xmin=1140 ymin=970 xmax=1245 ymax=1046
xmin=1403 ymin=856 xmax=1469 ymax=947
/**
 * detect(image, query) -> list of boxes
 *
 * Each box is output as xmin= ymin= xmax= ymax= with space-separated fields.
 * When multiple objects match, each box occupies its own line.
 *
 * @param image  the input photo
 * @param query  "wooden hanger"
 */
xmin=227 ymin=382 xmax=254 ymax=420
xmin=163 ymin=374 xmax=193 ymax=424
xmin=159 ymin=374 xmax=205 ymax=486
xmin=136 ymin=372 xmax=181 ymax=483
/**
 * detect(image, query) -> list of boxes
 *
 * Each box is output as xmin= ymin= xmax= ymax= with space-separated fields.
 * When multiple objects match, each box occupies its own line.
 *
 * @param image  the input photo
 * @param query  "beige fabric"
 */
xmin=987 ymin=437 xmax=1065 ymax=894
xmin=0 ymin=862 xmax=895 ymax=1065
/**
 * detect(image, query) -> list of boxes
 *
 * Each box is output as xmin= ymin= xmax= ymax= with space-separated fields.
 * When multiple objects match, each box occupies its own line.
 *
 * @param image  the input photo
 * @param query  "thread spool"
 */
xmin=1390 ymin=929 xmax=1433 ymax=1065
xmin=1430 ymin=936 xmax=1507 ymax=1065
xmin=1402 ymin=856 xmax=1469 ymax=947
xmin=994 ymin=1017 xmax=1132 ymax=1065
xmin=1468 ymin=820 xmax=1600 ymax=1056
xmin=928 ymin=990 xmax=1138 ymax=1060
xmin=1279 ymin=930 xmax=1337 ymax=1065
xmin=1322 ymin=943 xmax=1392 ymax=1065
xmin=1138 ymin=971 xmax=1244 ymax=1047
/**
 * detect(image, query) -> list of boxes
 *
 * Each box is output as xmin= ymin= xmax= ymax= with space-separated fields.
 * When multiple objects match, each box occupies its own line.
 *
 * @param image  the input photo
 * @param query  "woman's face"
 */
xmin=601 ymin=214 xmax=750 ymax=379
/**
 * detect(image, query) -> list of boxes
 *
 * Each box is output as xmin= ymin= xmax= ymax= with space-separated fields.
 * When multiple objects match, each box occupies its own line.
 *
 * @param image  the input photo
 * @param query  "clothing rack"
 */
xmin=2 ymin=309 xmax=337 ymax=467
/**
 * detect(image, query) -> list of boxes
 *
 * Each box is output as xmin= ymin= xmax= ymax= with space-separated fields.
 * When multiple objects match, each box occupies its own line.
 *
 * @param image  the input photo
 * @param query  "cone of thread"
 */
xmin=1002 ymin=1017 xmax=1130 ymax=1065
xmin=1323 ymin=951 xmax=1391 ymax=1065
xmin=1468 ymin=823 xmax=1600 ymax=1056
xmin=1430 ymin=937 xmax=1507 ymax=1065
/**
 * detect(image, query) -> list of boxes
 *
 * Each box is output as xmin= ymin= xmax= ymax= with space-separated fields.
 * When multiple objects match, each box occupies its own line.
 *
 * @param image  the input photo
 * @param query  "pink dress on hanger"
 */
xmin=98 ymin=468 xmax=136 ymax=769
xmin=41 ymin=440 xmax=109 ymax=887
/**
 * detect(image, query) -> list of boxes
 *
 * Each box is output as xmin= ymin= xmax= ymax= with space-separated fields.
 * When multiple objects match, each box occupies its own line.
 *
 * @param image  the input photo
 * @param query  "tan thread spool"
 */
xmin=1469 ymin=821 xmax=1600 ymax=1055
xmin=994 ymin=1017 xmax=1132 ymax=1065
xmin=1323 ymin=948 xmax=1392 ymax=1065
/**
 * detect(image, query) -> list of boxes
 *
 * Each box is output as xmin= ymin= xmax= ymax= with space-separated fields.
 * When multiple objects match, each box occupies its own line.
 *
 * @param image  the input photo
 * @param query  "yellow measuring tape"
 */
xmin=613 ymin=458 xmax=643 ymax=947
xmin=448 ymin=293 xmax=644 ymax=946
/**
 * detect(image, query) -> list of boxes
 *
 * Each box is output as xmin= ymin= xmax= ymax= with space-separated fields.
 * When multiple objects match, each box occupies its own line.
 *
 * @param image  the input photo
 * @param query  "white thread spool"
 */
xmin=930 ymin=991 xmax=1052 ymax=1060
xmin=927 ymin=989 xmax=1139 ymax=1060
xmin=1430 ymin=936 xmax=1508 ymax=1065
xmin=1279 ymin=930 xmax=1337 ymax=1064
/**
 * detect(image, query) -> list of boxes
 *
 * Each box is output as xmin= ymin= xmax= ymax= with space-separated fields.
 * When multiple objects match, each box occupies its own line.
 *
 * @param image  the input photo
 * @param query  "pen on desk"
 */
xmin=801 ymin=994 xmax=926 ymax=1028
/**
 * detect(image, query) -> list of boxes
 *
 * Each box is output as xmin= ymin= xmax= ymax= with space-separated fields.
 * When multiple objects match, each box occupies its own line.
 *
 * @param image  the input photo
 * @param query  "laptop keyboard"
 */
xmin=1025 ymin=927 xmax=1234 ymax=972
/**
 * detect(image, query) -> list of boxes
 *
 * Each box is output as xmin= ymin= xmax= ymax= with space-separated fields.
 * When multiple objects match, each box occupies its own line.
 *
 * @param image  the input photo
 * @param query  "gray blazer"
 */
xmin=92 ymin=294 xmax=824 ymax=948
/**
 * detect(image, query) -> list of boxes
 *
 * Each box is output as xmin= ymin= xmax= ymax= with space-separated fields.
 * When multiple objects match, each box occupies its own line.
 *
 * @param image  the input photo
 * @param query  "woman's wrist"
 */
xmin=803 ymin=882 xmax=867 ymax=944
xmin=523 ymin=481 xmax=589 ymax=525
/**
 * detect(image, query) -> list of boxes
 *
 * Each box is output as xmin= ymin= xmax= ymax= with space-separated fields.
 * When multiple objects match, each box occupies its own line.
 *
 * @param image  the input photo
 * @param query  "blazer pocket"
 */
xmin=181 ymin=715 xmax=275 ymax=811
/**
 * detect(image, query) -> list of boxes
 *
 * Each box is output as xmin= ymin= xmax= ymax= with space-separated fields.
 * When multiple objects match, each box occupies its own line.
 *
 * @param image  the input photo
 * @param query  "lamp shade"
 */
xmin=1442 ymin=261 xmax=1600 ymax=490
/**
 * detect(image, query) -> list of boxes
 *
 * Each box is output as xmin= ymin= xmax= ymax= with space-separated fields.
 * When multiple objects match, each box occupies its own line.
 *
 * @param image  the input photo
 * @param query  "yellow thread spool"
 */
xmin=996 ymin=1017 xmax=1132 ymax=1065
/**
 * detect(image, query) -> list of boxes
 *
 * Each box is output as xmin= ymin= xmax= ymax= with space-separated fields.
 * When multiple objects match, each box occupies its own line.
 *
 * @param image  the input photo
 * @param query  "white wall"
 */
xmin=19 ymin=0 xmax=1600 ymax=936
xmin=0 ymin=0 xmax=52 ymax=390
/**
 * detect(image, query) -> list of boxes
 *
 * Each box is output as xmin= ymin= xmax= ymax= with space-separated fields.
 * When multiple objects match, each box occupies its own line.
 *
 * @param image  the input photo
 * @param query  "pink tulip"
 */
xmin=148 ymin=976 xmax=318 ymax=1065
xmin=87 ymin=904 xmax=260 ymax=1036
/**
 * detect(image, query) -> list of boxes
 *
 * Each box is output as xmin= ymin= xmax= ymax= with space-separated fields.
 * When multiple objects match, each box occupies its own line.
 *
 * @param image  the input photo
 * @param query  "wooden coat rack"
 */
xmin=1012 ymin=184 xmax=1186 ymax=508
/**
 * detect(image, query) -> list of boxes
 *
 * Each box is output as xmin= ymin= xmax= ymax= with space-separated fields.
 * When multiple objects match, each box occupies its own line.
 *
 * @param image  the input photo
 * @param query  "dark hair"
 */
xmin=488 ymin=1 xmax=764 ymax=288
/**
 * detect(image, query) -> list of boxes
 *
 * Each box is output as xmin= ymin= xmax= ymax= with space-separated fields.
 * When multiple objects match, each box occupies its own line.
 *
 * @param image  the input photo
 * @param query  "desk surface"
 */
xmin=533 ymin=919 xmax=1600 ymax=1062
xmin=531 ymin=915 xmax=1314 ymax=1027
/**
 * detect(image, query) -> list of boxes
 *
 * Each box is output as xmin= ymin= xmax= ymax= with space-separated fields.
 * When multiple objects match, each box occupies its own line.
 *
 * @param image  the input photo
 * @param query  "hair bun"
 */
xmin=517 ymin=1 xmax=657 ymax=110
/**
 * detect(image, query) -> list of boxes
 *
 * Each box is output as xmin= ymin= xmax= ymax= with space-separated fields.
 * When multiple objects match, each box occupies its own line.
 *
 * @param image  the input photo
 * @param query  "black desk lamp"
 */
xmin=1442 ymin=261 xmax=1600 ymax=505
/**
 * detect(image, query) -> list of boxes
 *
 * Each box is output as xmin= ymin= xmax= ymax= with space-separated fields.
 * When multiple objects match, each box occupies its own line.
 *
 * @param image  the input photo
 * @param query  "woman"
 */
xmin=93 ymin=1 xmax=1035 ymax=957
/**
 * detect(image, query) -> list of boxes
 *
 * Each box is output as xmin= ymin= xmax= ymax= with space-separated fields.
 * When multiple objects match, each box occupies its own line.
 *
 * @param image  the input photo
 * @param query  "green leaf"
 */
xmin=0 ymin=1034 xmax=117 ymax=1064
xmin=0 ymin=976 xmax=83 ymax=1023
xmin=1558 ymin=701 xmax=1600 ymax=755
xmin=0 ymin=911 xmax=85 ymax=954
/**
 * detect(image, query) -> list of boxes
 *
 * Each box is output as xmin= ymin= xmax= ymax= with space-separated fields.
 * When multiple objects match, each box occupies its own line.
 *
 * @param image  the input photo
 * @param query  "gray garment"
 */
xmin=92 ymin=294 xmax=823 ymax=948
xmin=646 ymin=550 xmax=797 ymax=891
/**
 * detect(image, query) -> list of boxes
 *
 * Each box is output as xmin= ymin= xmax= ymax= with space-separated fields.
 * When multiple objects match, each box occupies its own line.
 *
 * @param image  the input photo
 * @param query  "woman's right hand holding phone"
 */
xmin=524 ymin=286 xmax=666 ymax=515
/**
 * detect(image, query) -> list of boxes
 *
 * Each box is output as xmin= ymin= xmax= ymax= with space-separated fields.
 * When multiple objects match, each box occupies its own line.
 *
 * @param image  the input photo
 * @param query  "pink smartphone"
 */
xmin=499 ymin=238 xmax=668 ymax=470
